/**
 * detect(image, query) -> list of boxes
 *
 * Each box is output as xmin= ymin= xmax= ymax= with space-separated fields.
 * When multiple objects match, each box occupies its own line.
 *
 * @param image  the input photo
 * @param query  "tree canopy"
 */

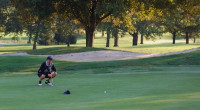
xmin=0 ymin=0 xmax=200 ymax=49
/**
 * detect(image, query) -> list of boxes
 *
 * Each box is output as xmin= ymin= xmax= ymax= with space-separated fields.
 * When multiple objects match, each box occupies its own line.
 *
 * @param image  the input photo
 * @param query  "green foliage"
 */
xmin=65 ymin=35 xmax=77 ymax=44
xmin=38 ymin=23 xmax=54 ymax=45
xmin=11 ymin=36 xmax=19 ymax=41
xmin=5 ymin=11 xmax=23 ymax=34
xmin=1 ymin=0 xmax=200 ymax=47
xmin=13 ymin=0 xmax=57 ymax=49
xmin=54 ymin=19 xmax=77 ymax=46
xmin=24 ymin=0 xmax=56 ymax=20
xmin=0 ymin=0 xmax=9 ymax=27
xmin=135 ymin=20 xmax=164 ymax=40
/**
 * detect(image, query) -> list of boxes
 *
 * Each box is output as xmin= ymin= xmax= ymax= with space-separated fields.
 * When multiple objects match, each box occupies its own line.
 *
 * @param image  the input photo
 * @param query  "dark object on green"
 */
xmin=63 ymin=90 xmax=71 ymax=95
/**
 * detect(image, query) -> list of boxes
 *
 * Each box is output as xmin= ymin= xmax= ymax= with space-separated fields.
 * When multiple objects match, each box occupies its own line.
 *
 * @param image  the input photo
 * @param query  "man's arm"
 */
xmin=39 ymin=62 xmax=46 ymax=73
xmin=52 ymin=64 xmax=56 ymax=72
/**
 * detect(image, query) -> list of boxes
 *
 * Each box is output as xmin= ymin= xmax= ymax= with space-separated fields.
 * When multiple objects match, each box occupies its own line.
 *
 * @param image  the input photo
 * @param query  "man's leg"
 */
xmin=38 ymin=74 xmax=45 ymax=86
xmin=51 ymin=72 xmax=57 ymax=78
xmin=40 ymin=74 xmax=46 ymax=81
xmin=45 ymin=74 xmax=53 ymax=86
xmin=47 ymin=74 xmax=53 ymax=81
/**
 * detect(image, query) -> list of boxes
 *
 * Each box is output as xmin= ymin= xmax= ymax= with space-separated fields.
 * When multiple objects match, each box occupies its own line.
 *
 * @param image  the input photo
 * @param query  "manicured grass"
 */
xmin=0 ymin=32 xmax=200 ymax=55
xmin=1 ymin=71 xmax=200 ymax=110
xmin=0 ymin=44 xmax=106 ymax=55
xmin=27 ymin=46 xmax=106 ymax=55
xmin=0 ymin=42 xmax=199 ymax=55
xmin=0 ymin=51 xmax=200 ymax=110
xmin=0 ymin=50 xmax=200 ymax=74
xmin=1 ymin=30 xmax=200 ymax=110
xmin=106 ymin=43 xmax=200 ymax=53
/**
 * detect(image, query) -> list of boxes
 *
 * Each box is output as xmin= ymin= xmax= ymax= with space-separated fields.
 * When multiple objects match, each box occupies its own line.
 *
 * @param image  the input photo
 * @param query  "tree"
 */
xmin=54 ymin=16 xmax=77 ymax=47
xmin=25 ymin=24 xmax=34 ymax=44
xmin=57 ymin=0 xmax=127 ymax=47
xmin=160 ymin=9 xmax=182 ymax=44
xmin=4 ymin=9 xmax=23 ymax=35
xmin=120 ymin=2 xmax=162 ymax=46
xmin=13 ymin=0 xmax=56 ymax=49
xmin=38 ymin=22 xmax=54 ymax=45
xmin=0 ymin=0 xmax=9 ymax=28
xmin=98 ymin=19 xmax=120 ymax=47
xmin=112 ymin=27 xmax=119 ymax=47
xmin=2 ymin=1 xmax=23 ymax=40
xmin=135 ymin=20 xmax=163 ymax=44
xmin=192 ymin=32 xmax=200 ymax=43
xmin=177 ymin=0 xmax=200 ymax=44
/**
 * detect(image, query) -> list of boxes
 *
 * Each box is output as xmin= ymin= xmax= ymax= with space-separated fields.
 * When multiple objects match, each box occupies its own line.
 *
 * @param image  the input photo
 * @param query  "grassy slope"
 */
xmin=0 ymin=51 xmax=200 ymax=110
xmin=0 ymin=50 xmax=200 ymax=74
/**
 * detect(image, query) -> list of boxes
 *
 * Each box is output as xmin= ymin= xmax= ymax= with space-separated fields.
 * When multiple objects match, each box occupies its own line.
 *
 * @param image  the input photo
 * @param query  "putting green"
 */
xmin=0 ymin=70 xmax=200 ymax=110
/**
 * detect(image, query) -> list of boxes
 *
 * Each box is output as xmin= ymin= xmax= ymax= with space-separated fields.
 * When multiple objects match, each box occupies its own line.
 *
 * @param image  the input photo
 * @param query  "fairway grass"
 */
xmin=0 ymin=42 xmax=199 ymax=55
xmin=0 ymin=34 xmax=200 ymax=55
xmin=0 ymin=50 xmax=200 ymax=110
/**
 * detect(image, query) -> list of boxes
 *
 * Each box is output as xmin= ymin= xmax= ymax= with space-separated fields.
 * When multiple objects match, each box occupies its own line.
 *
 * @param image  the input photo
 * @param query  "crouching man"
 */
xmin=38 ymin=56 xmax=57 ymax=86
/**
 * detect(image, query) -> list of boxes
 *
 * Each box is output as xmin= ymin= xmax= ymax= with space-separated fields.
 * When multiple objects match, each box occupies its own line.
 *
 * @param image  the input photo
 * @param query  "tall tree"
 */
xmin=54 ymin=17 xmax=77 ymax=47
xmin=0 ymin=0 xmax=9 ymax=28
xmin=160 ymin=9 xmax=182 ymax=44
xmin=13 ymin=0 xmax=56 ymax=49
xmin=120 ymin=2 xmax=161 ymax=46
xmin=178 ymin=0 xmax=200 ymax=44
xmin=136 ymin=20 xmax=163 ymax=44
xmin=57 ymin=0 xmax=127 ymax=47
xmin=98 ymin=22 xmax=112 ymax=47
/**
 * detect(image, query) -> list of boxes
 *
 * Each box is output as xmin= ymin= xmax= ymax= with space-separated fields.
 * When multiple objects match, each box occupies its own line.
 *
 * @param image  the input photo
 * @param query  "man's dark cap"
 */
xmin=47 ymin=56 xmax=53 ymax=60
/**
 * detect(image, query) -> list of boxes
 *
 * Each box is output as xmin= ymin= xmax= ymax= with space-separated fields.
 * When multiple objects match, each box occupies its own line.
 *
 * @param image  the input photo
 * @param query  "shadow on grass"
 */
xmin=0 ymin=50 xmax=199 ymax=76
xmin=27 ymin=46 xmax=107 ymax=55
xmin=0 ymin=56 xmax=76 ymax=76
xmin=124 ymin=43 xmax=200 ymax=49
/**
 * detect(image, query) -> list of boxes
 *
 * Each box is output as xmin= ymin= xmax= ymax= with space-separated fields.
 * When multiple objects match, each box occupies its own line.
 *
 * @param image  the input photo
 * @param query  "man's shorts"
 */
xmin=38 ymin=72 xmax=50 ymax=78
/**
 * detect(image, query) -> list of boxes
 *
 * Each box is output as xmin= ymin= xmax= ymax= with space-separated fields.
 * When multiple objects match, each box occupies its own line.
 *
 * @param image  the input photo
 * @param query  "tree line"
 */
xmin=0 ymin=0 xmax=200 ymax=50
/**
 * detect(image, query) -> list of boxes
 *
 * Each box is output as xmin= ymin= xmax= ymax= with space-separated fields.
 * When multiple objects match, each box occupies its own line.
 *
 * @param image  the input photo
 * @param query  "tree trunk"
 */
xmin=186 ymin=32 xmax=189 ymax=44
xmin=85 ymin=26 xmax=95 ymax=47
xmin=102 ymin=31 xmax=104 ymax=37
xmin=194 ymin=37 xmax=196 ymax=43
xmin=85 ymin=0 xmax=98 ymax=47
xmin=132 ymin=33 xmax=138 ymax=46
xmin=94 ymin=32 xmax=96 ymax=39
xmin=172 ymin=32 xmax=176 ymax=44
xmin=67 ymin=41 xmax=70 ymax=47
xmin=33 ymin=31 xmax=38 ymax=50
xmin=28 ymin=33 xmax=32 ymax=44
xmin=140 ymin=34 xmax=144 ymax=44
xmin=106 ymin=28 xmax=111 ymax=47
xmin=113 ymin=29 xmax=119 ymax=47
xmin=33 ymin=21 xmax=40 ymax=50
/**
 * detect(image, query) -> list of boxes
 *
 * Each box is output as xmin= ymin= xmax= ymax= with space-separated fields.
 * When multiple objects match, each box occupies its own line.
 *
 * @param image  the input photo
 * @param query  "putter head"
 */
xmin=63 ymin=90 xmax=71 ymax=95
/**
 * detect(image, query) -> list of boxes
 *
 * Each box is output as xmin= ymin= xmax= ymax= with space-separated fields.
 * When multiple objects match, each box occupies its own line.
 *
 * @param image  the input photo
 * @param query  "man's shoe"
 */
xmin=38 ymin=81 xmax=42 ymax=86
xmin=45 ymin=80 xmax=53 ymax=87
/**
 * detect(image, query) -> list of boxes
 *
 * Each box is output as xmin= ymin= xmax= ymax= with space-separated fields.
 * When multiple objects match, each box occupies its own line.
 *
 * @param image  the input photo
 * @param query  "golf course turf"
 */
xmin=0 ymin=50 xmax=200 ymax=110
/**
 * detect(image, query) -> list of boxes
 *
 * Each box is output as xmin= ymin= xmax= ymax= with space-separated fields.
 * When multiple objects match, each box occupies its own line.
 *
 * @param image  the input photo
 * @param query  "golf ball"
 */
xmin=104 ymin=91 xmax=107 ymax=93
